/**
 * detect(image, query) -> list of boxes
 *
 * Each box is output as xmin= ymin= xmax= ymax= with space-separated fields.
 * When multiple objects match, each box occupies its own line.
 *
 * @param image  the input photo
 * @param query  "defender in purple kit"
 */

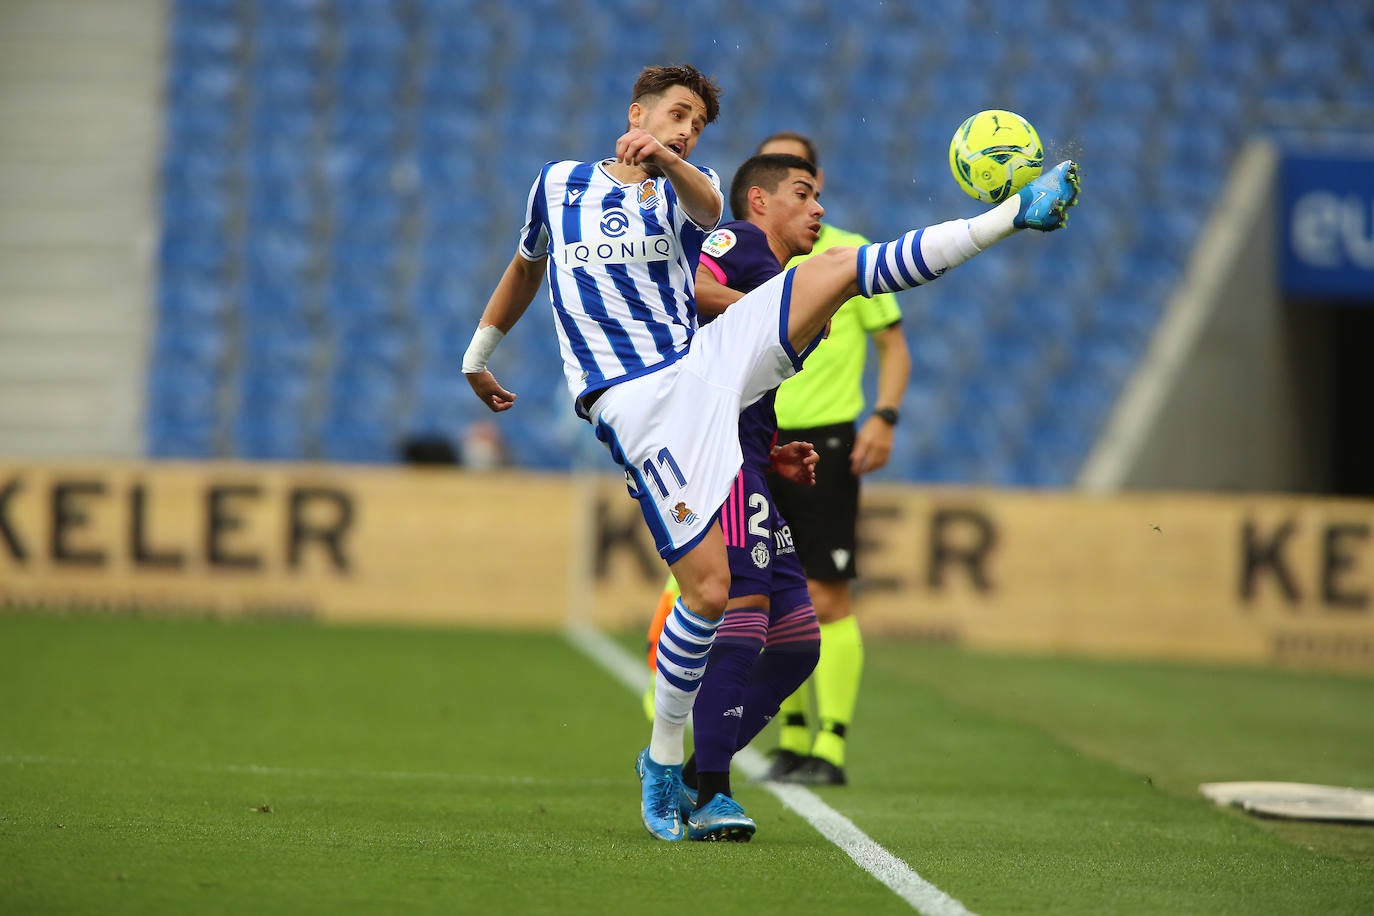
xmin=673 ymin=154 xmax=829 ymax=841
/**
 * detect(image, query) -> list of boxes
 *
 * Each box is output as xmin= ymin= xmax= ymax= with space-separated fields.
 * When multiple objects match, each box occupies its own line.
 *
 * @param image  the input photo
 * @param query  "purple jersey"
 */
xmin=688 ymin=223 xmax=820 ymax=786
xmin=699 ymin=220 xmax=809 ymax=606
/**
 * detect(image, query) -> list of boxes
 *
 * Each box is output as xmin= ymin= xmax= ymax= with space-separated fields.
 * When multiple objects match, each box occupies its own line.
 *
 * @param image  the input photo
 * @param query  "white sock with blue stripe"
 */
xmin=857 ymin=218 xmax=985 ymax=297
xmin=649 ymin=599 xmax=719 ymax=765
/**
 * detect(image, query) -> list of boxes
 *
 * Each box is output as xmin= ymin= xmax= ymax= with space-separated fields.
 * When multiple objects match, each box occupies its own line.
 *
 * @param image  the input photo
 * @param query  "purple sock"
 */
xmin=735 ymin=642 xmax=820 ymax=750
xmin=692 ymin=637 xmax=761 ymax=776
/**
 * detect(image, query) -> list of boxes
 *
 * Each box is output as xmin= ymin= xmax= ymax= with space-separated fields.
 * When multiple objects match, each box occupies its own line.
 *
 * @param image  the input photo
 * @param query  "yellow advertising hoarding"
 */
xmin=0 ymin=462 xmax=575 ymax=628
xmin=852 ymin=484 xmax=1372 ymax=669
xmin=0 ymin=461 xmax=1370 ymax=670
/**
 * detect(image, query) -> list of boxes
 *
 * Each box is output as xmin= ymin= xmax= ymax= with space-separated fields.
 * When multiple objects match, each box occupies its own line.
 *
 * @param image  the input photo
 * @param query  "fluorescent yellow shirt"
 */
xmin=774 ymin=224 xmax=903 ymax=428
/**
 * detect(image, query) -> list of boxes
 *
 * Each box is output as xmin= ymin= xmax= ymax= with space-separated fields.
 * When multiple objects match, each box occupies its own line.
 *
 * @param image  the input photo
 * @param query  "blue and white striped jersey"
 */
xmin=517 ymin=158 xmax=722 ymax=418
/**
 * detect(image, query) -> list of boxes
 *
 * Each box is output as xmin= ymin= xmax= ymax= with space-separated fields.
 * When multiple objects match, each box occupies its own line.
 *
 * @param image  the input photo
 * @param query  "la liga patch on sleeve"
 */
xmin=702 ymin=228 xmax=737 ymax=258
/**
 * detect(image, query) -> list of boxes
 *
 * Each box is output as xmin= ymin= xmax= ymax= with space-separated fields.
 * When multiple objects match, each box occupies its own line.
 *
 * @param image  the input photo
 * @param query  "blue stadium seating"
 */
xmin=151 ymin=0 xmax=1374 ymax=483
xmin=168 ymin=0 xmax=238 ymax=61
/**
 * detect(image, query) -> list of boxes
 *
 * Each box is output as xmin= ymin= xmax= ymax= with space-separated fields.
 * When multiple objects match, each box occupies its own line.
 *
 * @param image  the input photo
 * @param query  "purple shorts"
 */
xmin=720 ymin=467 xmax=810 ymax=608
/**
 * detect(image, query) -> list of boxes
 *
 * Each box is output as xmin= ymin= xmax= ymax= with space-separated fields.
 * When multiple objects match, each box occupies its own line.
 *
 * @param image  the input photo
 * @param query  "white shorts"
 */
xmin=590 ymin=269 xmax=814 ymax=563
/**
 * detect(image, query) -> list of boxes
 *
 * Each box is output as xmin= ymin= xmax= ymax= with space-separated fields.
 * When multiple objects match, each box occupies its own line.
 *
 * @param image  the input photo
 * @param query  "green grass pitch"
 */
xmin=1 ymin=611 xmax=1371 ymax=915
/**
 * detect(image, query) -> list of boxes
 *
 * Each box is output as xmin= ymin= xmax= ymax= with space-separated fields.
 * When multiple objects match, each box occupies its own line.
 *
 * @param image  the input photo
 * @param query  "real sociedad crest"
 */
xmin=638 ymin=179 xmax=660 ymax=210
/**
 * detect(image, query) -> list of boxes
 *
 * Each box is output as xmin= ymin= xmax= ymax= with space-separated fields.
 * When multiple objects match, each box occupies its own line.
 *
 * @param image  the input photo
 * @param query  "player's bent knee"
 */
xmin=681 ymin=577 xmax=729 ymax=621
xmin=787 ymin=247 xmax=862 ymax=345
xmin=816 ymin=245 xmax=859 ymax=266
xmin=792 ymin=246 xmax=860 ymax=290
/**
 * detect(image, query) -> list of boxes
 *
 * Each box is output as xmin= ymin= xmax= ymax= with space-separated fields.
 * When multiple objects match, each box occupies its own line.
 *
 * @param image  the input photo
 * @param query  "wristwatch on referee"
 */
xmin=873 ymin=407 xmax=900 ymax=426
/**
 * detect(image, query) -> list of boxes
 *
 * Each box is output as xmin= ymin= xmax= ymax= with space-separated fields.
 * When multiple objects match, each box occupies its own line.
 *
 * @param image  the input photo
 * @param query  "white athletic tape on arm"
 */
xmin=462 ymin=325 xmax=505 ymax=373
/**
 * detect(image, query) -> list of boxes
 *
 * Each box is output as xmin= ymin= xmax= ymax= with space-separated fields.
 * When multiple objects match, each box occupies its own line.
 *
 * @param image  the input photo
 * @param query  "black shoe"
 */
xmin=787 ymin=756 xmax=847 ymax=786
xmin=762 ymin=749 xmax=807 ymax=781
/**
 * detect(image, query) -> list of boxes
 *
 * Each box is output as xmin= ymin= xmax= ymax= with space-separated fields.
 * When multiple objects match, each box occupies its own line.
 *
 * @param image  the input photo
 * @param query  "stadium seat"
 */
xmin=168 ymin=2 xmax=239 ymax=60
xmin=336 ymin=0 xmax=408 ymax=54
xmin=157 ymin=274 xmax=230 ymax=322
xmin=147 ymin=354 xmax=223 ymax=455
xmin=251 ymin=59 xmax=319 ymax=112
xmin=255 ymin=12 xmax=326 ymax=57
xmin=149 ymin=356 xmax=219 ymax=415
xmin=166 ymin=54 xmax=239 ymax=110
xmin=149 ymin=417 xmax=219 ymax=458
xmin=233 ymin=366 xmax=313 ymax=464
xmin=153 ymin=319 xmax=228 ymax=371
xmin=337 ymin=58 xmax=405 ymax=110
xmin=165 ymin=102 xmax=237 ymax=149
xmin=234 ymin=411 xmax=311 ymax=461
xmin=319 ymin=357 xmax=407 ymax=463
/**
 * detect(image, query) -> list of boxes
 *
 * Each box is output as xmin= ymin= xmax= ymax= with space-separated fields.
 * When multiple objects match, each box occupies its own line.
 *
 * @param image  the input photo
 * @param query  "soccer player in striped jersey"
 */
xmin=463 ymin=64 xmax=1081 ymax=841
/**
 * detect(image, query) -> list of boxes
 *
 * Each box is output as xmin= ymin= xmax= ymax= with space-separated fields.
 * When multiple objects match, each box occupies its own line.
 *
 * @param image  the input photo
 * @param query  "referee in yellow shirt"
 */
xmin=756 ymin=132 xmax=911 ymax=786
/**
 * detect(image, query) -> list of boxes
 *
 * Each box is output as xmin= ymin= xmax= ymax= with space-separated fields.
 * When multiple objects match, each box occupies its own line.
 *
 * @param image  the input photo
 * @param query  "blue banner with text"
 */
xmin=1280 ymin=151 xmax=1374 ymax=303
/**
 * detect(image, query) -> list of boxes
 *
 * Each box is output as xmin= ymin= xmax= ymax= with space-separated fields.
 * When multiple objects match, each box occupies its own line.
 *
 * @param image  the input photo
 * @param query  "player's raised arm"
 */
xmin=616 ymin=127 xmax=722 ymax=230
xmin=463 ymin=252 xmax=546 ymax=412
xmin=657 ymin=153 xmax=721 ymax=230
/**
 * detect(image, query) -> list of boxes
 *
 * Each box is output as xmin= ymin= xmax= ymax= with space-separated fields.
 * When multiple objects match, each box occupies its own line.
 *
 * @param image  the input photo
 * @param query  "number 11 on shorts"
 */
xmin=642 ymin=447 xmax=687 ymax=497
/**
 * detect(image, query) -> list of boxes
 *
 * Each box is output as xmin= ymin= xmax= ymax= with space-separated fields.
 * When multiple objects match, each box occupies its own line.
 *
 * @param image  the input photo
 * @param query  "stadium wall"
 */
xmin=1 ymin=461 xmax=1370 ymax=672
xmin=1081 ymin=140 xmax=1335 ymax=494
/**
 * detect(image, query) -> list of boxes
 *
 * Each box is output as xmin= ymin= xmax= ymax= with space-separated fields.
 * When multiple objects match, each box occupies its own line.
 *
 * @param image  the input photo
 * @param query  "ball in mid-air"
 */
xmin=948 ymin=109 xmax=1044 ymax=204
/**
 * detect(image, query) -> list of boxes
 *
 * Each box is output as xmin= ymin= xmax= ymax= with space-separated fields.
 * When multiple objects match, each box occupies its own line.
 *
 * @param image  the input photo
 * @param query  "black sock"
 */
xmin=682 ymin=754 xmax=698 ymax=790
xmin=696 ymin=771 xmax=731 ymax=809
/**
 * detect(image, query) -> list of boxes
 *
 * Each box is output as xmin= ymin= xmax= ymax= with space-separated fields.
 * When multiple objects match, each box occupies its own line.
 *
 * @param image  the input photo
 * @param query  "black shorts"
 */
xmin=766 ymin=420 xmax=859 ymax=582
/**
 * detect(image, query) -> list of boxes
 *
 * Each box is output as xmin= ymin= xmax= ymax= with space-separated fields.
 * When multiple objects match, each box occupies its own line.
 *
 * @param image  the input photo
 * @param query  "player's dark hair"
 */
xmin=631 ymin=64 xmax=722 ymax=124
xmin=728 ymin=153 xmax=817 ymax=220
xmin=756 ymin=130 xmax=819 ymax=169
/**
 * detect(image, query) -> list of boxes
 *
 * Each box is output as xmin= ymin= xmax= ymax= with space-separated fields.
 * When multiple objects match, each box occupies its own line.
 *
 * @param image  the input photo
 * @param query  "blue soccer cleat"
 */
xmin=686 ymin=793 xmax=756 ymax=842
xmin=636 ymin=748 xmax=686 ymax=841
xmin=679 ymin=781 xmax=698 ymax=819
xmin=1013 ymin=160 xmax=1081 ymax=231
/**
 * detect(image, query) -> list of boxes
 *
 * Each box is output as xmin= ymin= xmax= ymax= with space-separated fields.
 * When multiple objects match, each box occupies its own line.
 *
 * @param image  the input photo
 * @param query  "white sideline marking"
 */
xmin=565 ymin=620 xmax=978 ymax=916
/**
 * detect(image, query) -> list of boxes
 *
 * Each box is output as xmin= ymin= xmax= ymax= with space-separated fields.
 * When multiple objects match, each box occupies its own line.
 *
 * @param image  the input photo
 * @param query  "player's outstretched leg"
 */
xmin=781 ymin=159 xmax=1081 ymax=354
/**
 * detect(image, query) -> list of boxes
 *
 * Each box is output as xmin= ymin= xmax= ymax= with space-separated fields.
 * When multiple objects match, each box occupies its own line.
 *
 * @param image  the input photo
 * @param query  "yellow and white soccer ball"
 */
xmin=948 ymin=109 xmax=1044 ymax=204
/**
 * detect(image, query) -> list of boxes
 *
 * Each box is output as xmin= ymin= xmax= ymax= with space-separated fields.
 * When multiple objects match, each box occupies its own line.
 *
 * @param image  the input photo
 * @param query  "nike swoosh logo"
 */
xmin=1033 ymin=191 xmax=1047 ymax=209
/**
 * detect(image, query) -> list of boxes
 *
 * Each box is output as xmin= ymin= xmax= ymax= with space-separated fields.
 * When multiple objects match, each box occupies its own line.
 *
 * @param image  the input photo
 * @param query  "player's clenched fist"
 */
xmin=616 ymin=128 xmax=674 ymax=170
